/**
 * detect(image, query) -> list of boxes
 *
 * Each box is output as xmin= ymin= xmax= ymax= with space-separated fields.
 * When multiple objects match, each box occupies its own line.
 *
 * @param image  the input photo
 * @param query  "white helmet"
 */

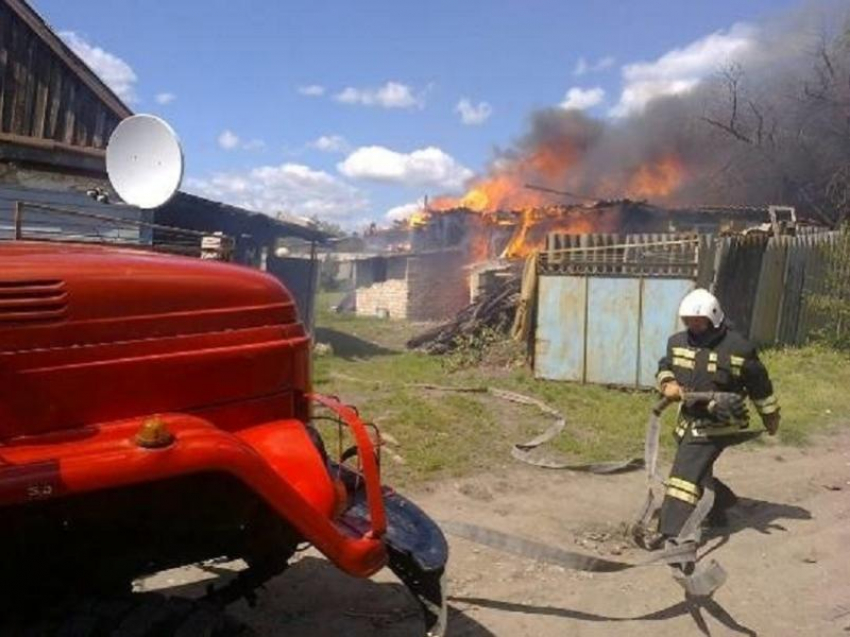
xmin=678 ymin=288 xmax=724 ymax=328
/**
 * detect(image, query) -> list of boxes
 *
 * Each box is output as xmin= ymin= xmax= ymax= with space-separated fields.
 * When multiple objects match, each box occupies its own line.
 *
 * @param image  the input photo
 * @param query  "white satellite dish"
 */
xmin=106 ymin=114 xmax=184 ymax=209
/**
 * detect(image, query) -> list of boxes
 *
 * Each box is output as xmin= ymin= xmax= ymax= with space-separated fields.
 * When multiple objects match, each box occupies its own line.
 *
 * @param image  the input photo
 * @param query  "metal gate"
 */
xmin=533 ymin=233 xmax=699 ymax=388
xmin=534 ymin=276 xmax=693 ymax=387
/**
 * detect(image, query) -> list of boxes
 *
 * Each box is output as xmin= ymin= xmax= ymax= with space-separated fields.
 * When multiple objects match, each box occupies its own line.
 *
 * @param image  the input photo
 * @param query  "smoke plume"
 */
xmin=445 ymin=1 xmax=850 ymax=225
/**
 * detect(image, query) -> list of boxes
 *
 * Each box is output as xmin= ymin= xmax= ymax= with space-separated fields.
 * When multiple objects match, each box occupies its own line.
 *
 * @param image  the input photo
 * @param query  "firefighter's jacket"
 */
xmin=656 ymin=324 xmax=779 ymax=438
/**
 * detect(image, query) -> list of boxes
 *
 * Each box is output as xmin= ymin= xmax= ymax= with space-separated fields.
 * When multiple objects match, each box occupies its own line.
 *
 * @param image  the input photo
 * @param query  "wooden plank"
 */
xmin=31 ymin=40 xmax=49 ymax=138
xmin=0 ymin=3 xmax=12 ymax=127
xmin=831 ymin=235 xmax=850 ymax=343
xmin=711 ymin=236 xmax=730 ymax=294
xmin=75 ymin=90 xmax=90 ymax=147
xmin=696 ymin=234 xmax=715 ymax=287
xmin=19 ymin=26 xmax=37 ymax=136
xmin=797 ymin=234 xmax=834 ymax=343
xmin=0 ymin=131 xmax=106 ymax=157
xmin=714 ymin=235 xmax=767 ymax=337
xmin=93 ymin=108 xmax=109 ymax=148
xmin=5 ymin=13 xmax=24 ymax=134
xmin=45 ymin=54 xmax=62 ymax=139
xmin=776 ymin=239 xmax=802 ymax=345
xmin=62 ymin=79 xmax=76 ymax=145
xmin=794 ymin=236 xmax=814 ymax=343
xmin=749 ymin=237 xmax=787 ymax=345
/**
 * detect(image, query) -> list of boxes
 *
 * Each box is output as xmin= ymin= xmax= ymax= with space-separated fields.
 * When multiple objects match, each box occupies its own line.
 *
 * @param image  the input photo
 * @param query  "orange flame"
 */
xmin=430 ymin=145 xmax=581 ymax=215
xmin=626 ymin=156 xmax=684 ymax=199
xmin=500 ymin=208 xmax=610 ymax=259
xmin=405 ymin=148 xmax=686 ymax=259
xmin=431 ymin=174 xmax=550 ymax=214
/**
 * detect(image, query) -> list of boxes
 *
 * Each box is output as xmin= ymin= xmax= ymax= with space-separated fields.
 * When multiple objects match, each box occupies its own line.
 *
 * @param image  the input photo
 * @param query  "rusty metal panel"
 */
xmin=534 ymin=275 xmax=586 ymax=381
xmin=585 ymin=278 xmax=640 ymax=386
xmin=639 ymin=278 xmax=694 ymax=387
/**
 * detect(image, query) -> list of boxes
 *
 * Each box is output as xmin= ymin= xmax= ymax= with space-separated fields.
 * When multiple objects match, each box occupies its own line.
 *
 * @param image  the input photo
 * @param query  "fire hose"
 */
xmin=329 ymin=374 xmax=739 ymax=597
xmin=435 ymin=388 xmax=745 ymax=598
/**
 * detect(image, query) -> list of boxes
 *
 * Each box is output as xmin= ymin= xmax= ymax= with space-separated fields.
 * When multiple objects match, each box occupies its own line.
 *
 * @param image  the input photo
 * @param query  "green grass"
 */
xmin=313 ymin=293 xmax=850 ymax=486
xmin=760 ymin=345 xmax=850 ymax=445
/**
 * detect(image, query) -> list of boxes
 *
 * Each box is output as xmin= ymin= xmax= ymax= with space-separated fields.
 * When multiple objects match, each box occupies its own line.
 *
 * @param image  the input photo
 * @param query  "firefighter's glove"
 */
xmin=661 ymin=380 xmax=682 ymax=401
xmin=707 ymin=392 xmax=748 ymax=423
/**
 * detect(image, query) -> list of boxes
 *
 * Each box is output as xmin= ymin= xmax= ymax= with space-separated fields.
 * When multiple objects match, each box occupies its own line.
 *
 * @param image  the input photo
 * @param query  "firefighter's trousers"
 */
xmin=659 ymin=425 xmax=749 ymax=537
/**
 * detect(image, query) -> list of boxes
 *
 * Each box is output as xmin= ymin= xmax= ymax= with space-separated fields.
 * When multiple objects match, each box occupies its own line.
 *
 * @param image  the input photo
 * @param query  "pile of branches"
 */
xmin=406 ymin=275 xmax=521 ymax=354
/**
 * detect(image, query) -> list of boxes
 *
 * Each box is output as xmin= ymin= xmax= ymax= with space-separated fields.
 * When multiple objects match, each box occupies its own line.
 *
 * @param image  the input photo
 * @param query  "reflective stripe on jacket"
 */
xmin=656 ymin=325 xmax=778 ymax=435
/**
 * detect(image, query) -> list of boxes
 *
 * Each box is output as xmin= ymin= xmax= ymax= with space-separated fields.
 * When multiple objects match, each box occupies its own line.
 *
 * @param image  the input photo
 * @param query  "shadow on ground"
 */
xmin=153 ymin=556 xmax=496 ymax=636
xmin=450 ymin=594 xmax=757 ymax=636
xmin=705 ymin=496 xmax=812 ymax=541
xmin=314 ymin=327 xmax=397 ymax=360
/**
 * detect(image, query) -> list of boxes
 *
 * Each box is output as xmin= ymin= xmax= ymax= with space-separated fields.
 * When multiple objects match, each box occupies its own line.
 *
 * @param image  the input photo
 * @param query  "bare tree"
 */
xmin=700 ymin=23 xmax=850 ymax=227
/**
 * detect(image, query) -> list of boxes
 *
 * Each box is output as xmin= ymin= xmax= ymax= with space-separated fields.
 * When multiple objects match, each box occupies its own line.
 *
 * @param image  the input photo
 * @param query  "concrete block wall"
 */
xmin=356 ymin=279 xmax=409 ymax=319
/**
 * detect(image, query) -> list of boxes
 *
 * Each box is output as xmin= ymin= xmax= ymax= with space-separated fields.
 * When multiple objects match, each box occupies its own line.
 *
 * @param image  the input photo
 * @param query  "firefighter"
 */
xmin=656 ymin=288 xmax=780 ymax=538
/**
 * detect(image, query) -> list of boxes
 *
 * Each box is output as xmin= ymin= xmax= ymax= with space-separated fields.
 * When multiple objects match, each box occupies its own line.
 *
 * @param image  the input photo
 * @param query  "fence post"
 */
xmin=13 ymin=201 xmax=23 ymax=240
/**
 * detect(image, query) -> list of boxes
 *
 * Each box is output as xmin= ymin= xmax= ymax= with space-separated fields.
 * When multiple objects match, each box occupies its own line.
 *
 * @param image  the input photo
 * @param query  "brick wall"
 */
xmin=406 ymin=251 xmax=469 ymax=321
xmin=353 ymin=250 xmax=469 ymax=321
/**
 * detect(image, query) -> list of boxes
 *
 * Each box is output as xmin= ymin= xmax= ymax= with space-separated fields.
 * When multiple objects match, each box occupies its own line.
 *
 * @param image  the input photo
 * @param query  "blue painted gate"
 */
xmin=535 ymin=276 xmax=694 ymax=387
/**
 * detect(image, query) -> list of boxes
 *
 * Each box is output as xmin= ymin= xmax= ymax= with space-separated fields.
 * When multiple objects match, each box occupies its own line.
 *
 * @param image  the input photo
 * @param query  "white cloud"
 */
xmin=385 ymin=201 xmax=425 ymax=222
xmin=155 ymin=92 xmax=176 ymax=105
xmin=573 ymin=55 xmax=615 ymax=77
xmin=185 ymin=163 xmax=368 ymax=222
xmin=560 ymin=87 xmax=605 ymax=111
xmin=59 ymin=31 xmax=137 ymax=103
xmin=217 ymin=129 xmax=240 ymax=150
xmin=455 ymin=98 xmax=493 ymax=125
xmin=298 ymin=85 xmax=326 ymax=97
xmin=335 ymin=82 xmax=424 ymax=109
xmin=338 ymin=146 xmax=473 ymax=191
xmin=310 ymin=134 xmax=350 ymax=153
xmin=610 ymin=22 xmax=755 ymax=117
xmin=217 ymin=130 xmax=265 ymax=151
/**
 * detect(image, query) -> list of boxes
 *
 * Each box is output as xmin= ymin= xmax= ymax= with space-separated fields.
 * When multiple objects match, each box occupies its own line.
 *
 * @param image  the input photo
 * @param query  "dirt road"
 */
xmin=146 ymin=429 xmax=850 ymax=636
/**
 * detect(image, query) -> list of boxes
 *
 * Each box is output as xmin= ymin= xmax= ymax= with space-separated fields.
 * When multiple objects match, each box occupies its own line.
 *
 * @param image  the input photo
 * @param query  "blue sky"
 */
xmin=33 ymin=0 xmax=804 ymax=227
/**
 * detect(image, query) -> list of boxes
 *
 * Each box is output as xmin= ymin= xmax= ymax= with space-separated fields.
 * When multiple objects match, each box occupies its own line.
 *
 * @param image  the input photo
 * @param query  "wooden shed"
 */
xmin=0 ymin=0 xmax=131 ymax=182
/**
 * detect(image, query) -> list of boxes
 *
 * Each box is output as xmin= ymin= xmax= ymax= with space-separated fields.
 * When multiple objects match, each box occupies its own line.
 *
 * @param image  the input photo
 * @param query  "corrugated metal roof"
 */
xmin=157 ymin=192 xmax=331 ymax=243
xmin=0 ymin=183 xmax=149 ymax=242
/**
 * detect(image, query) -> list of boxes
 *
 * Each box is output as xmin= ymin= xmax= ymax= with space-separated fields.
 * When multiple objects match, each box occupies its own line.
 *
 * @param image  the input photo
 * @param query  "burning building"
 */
xmin=407 ymin=200 xmax=774 ymax=261
xmin=352 ymin=197 xmax=778 ymax=322
xmin=364 ymin=4 xmax=847 ymax=321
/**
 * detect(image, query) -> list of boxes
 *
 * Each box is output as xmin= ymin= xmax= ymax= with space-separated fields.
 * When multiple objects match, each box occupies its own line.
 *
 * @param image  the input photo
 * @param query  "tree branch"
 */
xmin=748 ymin=100 xmax=764 ymax=146
xmin=700 ymin=117 xmax=753 ymax=144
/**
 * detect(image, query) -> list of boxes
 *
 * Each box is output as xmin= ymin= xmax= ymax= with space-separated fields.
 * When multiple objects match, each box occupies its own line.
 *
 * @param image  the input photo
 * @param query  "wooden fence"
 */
xmin=785 ymin=232 xmax=850 ymax=346
xmin=707 ymin=231 xmax=845 ymax=346
xmin=540 ymin=232 xmax=709 ymax=279
xmin=540 ymin=230 xmax=849 ymax=348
